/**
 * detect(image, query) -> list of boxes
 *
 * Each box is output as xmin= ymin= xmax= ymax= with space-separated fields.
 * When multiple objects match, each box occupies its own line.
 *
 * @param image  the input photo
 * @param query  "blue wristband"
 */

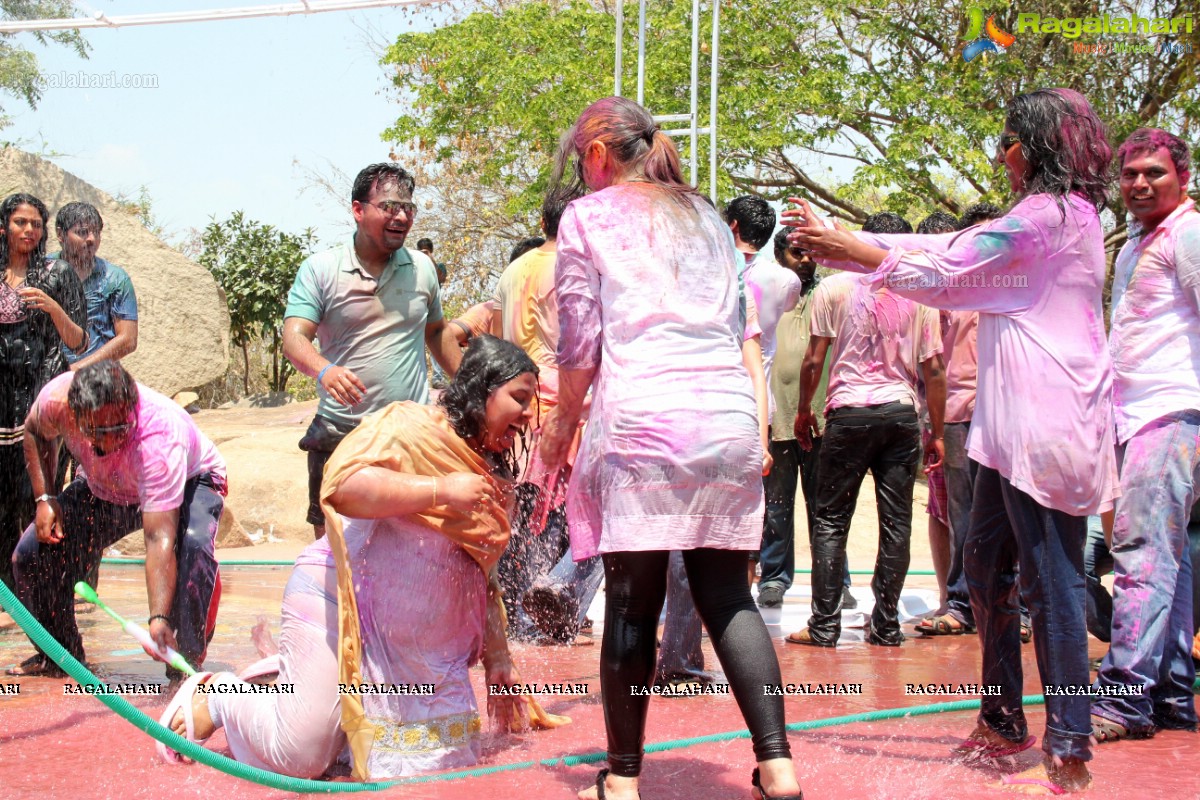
xmin=317 ymin=364 xmax=334 ymax=384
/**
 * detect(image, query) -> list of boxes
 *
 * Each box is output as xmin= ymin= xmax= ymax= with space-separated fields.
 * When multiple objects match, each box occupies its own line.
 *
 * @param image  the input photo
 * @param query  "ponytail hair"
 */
xmin=550 ymin=96 xmax=699 ymax=206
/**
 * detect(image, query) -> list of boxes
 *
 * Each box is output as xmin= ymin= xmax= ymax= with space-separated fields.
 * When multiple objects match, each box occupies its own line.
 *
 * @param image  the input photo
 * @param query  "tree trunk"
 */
xmin=270 ymin=329 xmax=281 ymax=392
xmin=241 ymin=341 xmax=250 ymax=396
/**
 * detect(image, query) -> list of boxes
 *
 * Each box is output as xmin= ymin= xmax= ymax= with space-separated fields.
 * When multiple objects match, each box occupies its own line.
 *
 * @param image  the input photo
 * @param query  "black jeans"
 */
xmin=808 ymin=403 xmax=920 ymax=645
xmin=0 ymin=443 xmax=33 ymax=592
xmin=299 ymin=414 xmax=358 ymax=527
xmin=759 ymin=439 xmax=801 ymax=591
xmin=600 ymin=548 xmax=791 ymax=777
xmin=13 ymin=474 xmax=223 ymax=679
xmin=760 ymin=436 xmax=850 ymax=592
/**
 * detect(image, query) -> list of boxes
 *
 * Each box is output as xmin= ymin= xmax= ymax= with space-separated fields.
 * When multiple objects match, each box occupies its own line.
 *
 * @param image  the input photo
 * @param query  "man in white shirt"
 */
xmin=1092 ymin=128 xmax=1200 ymax=741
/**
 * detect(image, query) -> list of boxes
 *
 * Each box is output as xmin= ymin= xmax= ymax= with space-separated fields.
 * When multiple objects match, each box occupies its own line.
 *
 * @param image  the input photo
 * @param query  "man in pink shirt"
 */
xmin=1092 ymin=129 xmax=1200 ymax=742
xmin=9 ymin=360 xmax=226 ymax=683
xmin=786 ymin=212 xmax=945 ymax=648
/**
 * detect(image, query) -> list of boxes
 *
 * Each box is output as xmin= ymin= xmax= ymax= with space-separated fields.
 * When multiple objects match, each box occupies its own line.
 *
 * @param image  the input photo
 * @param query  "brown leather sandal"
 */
xmin=914 ymin=613 xmax=975 ymax=636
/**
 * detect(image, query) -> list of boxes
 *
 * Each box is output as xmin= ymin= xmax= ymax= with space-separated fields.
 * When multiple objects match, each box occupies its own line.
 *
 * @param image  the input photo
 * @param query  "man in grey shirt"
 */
xmin=282 ymin=163 xmax=460 ymax=539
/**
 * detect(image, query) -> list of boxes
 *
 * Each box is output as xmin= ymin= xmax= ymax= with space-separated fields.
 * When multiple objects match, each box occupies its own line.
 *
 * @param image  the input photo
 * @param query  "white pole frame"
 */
xmin=614 ymin=0 xmax=718 ymax=202
xmin=0 ymin=0 xmax=425 ymax=32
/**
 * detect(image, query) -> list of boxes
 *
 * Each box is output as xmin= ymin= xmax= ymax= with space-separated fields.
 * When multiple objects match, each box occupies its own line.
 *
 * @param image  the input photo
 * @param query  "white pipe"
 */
xmin=689 ymin=0 xmax=699 ymax=185
xmin=0 ymin=0 xmax=423 ymax=32
xmin=614 ymin=0 xmax=624 ymax=96
xmin=636 ymin=0 xmax=646 ymax=105
xmin=709 ymin=0 xmax=719 ymax=203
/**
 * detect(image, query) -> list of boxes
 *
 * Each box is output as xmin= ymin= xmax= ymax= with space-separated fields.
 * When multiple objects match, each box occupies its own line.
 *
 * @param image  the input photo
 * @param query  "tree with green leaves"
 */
xmin=199 ymin=212 xmax=317 ymax=394
xmin=381 ymin=0 xmax=1198 ymax=297
xmin=0 ymin=1 xmax=89 ymax=126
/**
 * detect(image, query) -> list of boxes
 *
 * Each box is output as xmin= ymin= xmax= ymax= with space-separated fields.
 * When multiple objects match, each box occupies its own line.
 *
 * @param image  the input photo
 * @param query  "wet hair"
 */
xmin=509 ymin=236 xmax=545 ymax=263
xmin=916 ymin=211 xmax=959 ymax=235
xmin=723 ymin=195 xmax=777 ymax=250
xmin=416 ymin=237 xmax=434 ymax=252
xmin=1004 ymin=88 xmax=1111 ymax=212
xmin=772 ymin=228 xmax=795 ymax=262
xmin=861 ymin=212 xmax=913 ymax=234
xmin=350 ymin=163 xmax=416 ymax=203
xmin=438 ymin=335 xmax=538 ymax=445
xmin=550 ymin=96 xmax=697 ymax=206
xmin=55 ymin=201 xmax=104 ymax=234
xmin=541 ymin=186 xmax=575 ymax=240
xmin=67 ymin=359 xmax=139 ymax=418
xmin=1117 ymin=128 xmax=1191 ymax=187
xmin=958 ymin=202 xmax=1004 ymax=229
xmin=0 ymin=193 xmax=50 ymax=269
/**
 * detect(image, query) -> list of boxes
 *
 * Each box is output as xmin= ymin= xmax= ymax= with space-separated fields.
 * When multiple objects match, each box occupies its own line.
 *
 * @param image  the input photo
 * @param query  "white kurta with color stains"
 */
xmin=554 ymin=184 xmax=764 ymax=559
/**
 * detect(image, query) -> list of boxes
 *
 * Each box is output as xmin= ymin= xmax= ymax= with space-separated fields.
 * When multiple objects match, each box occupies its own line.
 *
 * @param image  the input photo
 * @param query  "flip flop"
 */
xmin=1090 ymin=713 xmax=1152 ymax=743
xmin=784 ymin=629 xmax=835 ymax=648
xmin=997 ymin=761 xmax=1092 ymax=795
xmin=999 ymin=773 xmax=1066 ymax=795
xmin=915 ymin=613 xmax=975 ymax=636
xmin=5 ymin=654 xmax=67 ymax=678
xmin=954 ymin=732 xmax=1036 ymax=760
xmin=156 ymin=671 xmax=214 ymax=765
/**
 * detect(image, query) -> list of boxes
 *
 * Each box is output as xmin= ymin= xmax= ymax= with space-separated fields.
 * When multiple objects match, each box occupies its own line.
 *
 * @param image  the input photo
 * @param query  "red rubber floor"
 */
xmin=2 ymin=566 xmax=1197 ymax=800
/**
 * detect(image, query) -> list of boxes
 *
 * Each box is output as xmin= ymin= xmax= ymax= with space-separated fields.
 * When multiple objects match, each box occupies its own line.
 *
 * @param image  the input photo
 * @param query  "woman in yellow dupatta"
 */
xmin=159 ymin=336 xmax=567 ymax=779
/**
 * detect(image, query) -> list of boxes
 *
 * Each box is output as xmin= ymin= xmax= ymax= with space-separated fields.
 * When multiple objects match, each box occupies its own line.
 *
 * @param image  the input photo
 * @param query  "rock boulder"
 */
xmin=0 ymin=147 xmax=229 ymax=396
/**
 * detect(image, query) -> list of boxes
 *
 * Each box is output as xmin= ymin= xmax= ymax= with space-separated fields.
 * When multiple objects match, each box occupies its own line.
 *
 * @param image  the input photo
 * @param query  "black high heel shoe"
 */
xmin=751 ymin=767 xmax=804 ymax=800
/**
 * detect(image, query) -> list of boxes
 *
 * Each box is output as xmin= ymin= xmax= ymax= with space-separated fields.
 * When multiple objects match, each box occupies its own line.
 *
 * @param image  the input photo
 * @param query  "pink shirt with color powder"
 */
xmin=817 ymin=192 xmax=1117 ymax=516
xmin=809 ymin=272 xmax=942 ymax=413
xmin=1109 ymin=202 xmax=1200 ymax=443
xmin=35 ymin=372 xmax=226 ymax=512
xmin=943 ymin=310 xmax=979 ymax=424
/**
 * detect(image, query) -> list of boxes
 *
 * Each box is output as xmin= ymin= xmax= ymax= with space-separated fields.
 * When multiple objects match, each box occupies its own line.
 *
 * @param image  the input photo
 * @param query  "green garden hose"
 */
xmin=6 ymin=575 xmax=1194 ymax=794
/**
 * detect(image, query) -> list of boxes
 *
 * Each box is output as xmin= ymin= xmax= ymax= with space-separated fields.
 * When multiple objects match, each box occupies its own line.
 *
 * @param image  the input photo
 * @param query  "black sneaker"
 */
xmin=757 ymin=585 xmax=785 ymax=608
xmin=841 ymin=587 xmax=858 ymax=610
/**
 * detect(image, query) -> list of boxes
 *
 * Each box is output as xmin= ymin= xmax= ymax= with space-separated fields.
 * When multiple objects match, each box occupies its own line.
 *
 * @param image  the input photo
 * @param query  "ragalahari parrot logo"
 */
xmin=962 ymin=8 xmax=1016 ymax=61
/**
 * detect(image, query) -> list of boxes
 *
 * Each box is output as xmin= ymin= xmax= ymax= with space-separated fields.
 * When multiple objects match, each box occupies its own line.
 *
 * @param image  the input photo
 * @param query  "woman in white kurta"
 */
xmin=158 ymin=337 xmax=567 ymax=779
xmin=539 ymin=96 xmax=802 ymax=800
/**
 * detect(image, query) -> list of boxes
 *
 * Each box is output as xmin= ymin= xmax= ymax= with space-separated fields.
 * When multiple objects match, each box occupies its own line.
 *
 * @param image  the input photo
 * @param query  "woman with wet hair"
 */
xmin=539 ymin=96 xmax=803 ymax=800
xmin=0 ymin=192 xmax=85 ymax=593
xmin=788 ymin=88 xmax=1115 ymax=794
xmin=158 ymin=335 xmax=566 ymax=779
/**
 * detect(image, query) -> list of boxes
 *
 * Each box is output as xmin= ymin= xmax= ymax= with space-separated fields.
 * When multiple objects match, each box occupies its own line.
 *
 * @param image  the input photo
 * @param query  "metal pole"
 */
xmin=637 ymin=0 xmax=647 ymax=105
xmin=0 ymin=0 xmax=423 ymax=32
xmin=615 ymin=0 xmax=624 ymax=96
xmin=709 ymin=0 xmax=720 ymax=202
xmin=689 ymin=0 xmax=700 ymax=185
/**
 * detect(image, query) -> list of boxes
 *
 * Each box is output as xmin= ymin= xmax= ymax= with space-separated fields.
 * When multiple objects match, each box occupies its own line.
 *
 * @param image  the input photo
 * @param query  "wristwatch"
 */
xmin=34 ymin=494 xmax=54 ymax=504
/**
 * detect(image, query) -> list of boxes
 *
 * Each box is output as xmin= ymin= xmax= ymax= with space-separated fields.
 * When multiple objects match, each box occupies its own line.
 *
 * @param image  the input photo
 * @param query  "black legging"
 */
xmin=601 ymin=548 xmax=791 ymax=777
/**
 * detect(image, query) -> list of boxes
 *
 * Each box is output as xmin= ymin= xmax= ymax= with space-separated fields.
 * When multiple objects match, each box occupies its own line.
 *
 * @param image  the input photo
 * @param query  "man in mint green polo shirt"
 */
xmin=282 ymin=163 xmax=460 ymax=539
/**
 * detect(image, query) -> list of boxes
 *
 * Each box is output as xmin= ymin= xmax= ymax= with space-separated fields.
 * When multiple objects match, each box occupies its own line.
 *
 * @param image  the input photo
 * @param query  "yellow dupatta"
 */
xmin=318 ymin=402 xmax=568 ymax=780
